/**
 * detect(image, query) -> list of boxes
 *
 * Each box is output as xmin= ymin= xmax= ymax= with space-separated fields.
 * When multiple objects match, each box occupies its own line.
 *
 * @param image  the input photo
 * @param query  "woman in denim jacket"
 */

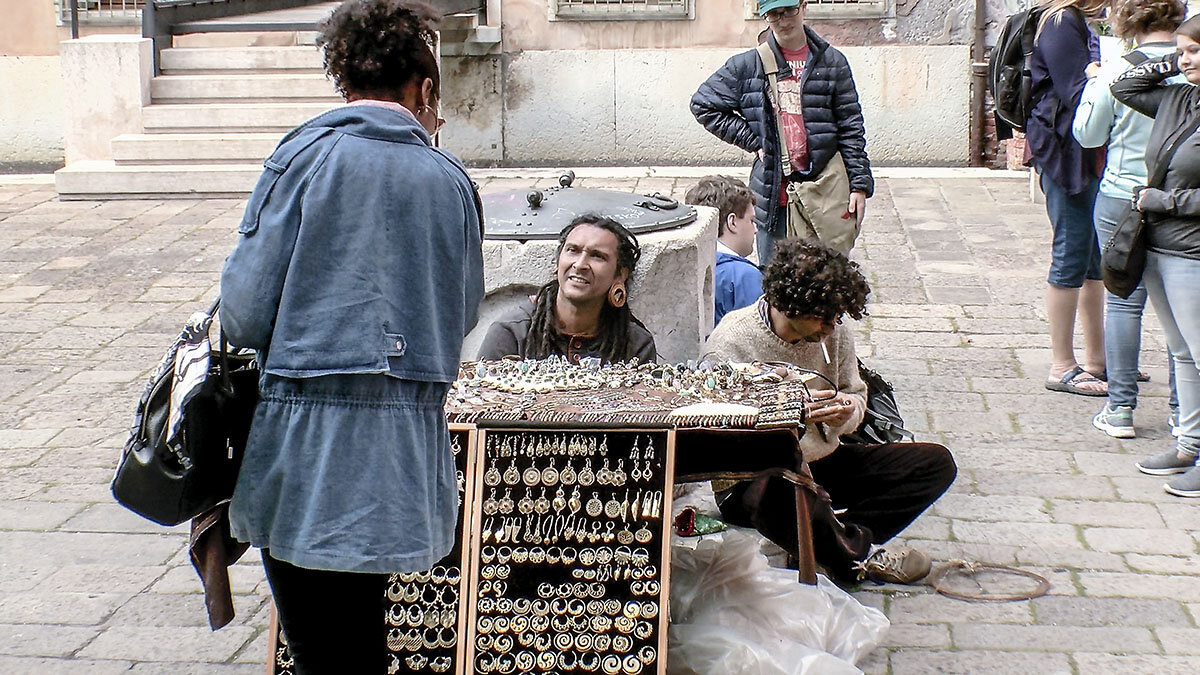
xmin=219 ymin=1 xmax=484 ymax=669
xmin=1072 ymin=0 xmax=1185 ymax=438
xmin=1112 ymin=14 xmax=1200 ymax=497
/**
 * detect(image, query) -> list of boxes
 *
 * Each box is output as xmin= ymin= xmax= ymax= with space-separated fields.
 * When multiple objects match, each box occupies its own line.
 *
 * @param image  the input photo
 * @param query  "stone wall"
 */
xmin=441 ymin=45 xmax=972 ymax=167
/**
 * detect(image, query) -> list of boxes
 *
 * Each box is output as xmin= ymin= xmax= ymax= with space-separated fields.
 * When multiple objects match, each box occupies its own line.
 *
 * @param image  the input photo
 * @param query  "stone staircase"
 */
xmin=55 ymin=15 xmax=498 ymax=200
xmin=56 ymin=44 xmax=339 ymax=199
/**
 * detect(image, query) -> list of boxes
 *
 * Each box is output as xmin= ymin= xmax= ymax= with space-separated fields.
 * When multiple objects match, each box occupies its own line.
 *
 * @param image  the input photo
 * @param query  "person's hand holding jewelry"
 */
xmin=805 ymin=389 xmax=856 ymax=426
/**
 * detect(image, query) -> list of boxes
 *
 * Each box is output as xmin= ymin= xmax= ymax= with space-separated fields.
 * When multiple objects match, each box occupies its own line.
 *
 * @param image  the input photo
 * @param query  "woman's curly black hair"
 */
xmin=317 ymin=0 xmax=440 ymax=101
xmin=525 ymin=214 xmax=643 ymax=363
xmin=1111 ymin=0 xmax=1185 ymax=39
xmin=763 ymin=239 xmax=870 ymax=323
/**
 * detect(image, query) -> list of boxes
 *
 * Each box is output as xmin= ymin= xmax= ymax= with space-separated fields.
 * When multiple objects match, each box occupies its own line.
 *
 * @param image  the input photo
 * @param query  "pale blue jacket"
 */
xmin=220 ymin=105 xmax=484 ymax=383
xmin=1073 ymin=42 xmax=1181 ymax=199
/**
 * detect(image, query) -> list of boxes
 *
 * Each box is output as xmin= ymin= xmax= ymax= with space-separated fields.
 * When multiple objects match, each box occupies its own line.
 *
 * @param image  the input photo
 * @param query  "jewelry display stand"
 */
xmin=267 ymin=359 xmax=821 ymax=674
xmin=269 ymin=424 xmax=478 ymax=675
xmin=466 ymin=428 xmax=674 ymax=675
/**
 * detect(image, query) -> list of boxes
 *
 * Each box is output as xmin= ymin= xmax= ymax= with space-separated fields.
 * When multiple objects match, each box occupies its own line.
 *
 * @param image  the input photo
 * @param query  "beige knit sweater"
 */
xmin=702 ymin=304 xmax=866 ymax=462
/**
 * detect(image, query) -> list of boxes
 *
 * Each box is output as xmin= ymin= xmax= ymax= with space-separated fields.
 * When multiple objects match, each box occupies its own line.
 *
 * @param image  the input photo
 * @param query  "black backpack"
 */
xmin=989 ymin=5 xmax=1049 ymax=140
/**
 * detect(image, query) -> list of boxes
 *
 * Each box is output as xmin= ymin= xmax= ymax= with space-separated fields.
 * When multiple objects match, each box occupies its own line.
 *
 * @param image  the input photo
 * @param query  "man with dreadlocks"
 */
xmin=477 ymin=214 xmax=657 ymax=365
xmin=704 ymin=238 xmax=955 ymax=585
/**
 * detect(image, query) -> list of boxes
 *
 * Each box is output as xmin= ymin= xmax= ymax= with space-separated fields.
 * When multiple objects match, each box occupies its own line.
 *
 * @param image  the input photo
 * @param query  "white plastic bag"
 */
xmin=667 ymin=529 xmax=889 ymax=675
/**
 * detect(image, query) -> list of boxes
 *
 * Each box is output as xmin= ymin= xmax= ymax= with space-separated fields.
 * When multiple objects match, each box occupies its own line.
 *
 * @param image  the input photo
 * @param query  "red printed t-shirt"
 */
xmin=775 ymin=44 xmax=810 ymax=205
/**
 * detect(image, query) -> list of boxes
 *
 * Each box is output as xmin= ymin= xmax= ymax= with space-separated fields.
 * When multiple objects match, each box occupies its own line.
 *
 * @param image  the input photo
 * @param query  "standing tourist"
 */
xmin=1028 ymin=0 xmax=1110 ymax=398
xmin=219 ymin=0 xmax=485 ymax=670
xmin=1112 ymin=15 xmax=1200 ymax=497
xmin=1072 ymin=0 xmax=1185 ymax=436
xmin=690 ymin=0 xmax=872 ymax=264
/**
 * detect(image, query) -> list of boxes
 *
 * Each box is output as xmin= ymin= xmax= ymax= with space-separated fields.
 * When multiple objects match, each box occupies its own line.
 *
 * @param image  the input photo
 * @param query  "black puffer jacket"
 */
xmin=691 ymin=28 xmax=873 ymax=236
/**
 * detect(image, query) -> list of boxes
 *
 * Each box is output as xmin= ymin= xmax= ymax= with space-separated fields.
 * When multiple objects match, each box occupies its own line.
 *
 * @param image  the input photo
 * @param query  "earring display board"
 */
xmin=466 ymin=428 xmax=675 ymax=675
xmin=269 ymin=424 xmax=478 ymax=675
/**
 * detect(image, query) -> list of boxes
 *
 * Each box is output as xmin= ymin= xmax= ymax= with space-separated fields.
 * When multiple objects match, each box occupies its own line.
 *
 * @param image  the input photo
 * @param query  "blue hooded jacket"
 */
xmin=220 ymin=104 xmax=484 ymax=383
xmin=714 ymin=250 xmax=763 ymax=327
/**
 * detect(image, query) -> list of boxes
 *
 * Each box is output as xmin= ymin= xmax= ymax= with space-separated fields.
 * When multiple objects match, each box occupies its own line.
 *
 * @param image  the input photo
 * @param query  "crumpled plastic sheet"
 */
xmin=667 ymin=529 xmax=889 ymax=675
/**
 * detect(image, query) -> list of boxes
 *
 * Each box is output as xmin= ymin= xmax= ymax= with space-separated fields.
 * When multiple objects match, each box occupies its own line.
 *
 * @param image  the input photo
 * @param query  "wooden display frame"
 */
xmin=464 ymin=428 xmax=675 ymax=675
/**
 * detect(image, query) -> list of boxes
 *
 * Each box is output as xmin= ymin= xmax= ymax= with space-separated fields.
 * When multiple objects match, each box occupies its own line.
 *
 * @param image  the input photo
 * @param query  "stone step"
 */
xmin=141 ymin=102 xmax=338 ymax=133
xmin=55 ymin=161 xmax=261 ymax=199
xmin=159 ymin=46 xmax=323 ymax=74
xmin=111 ymin=133 xmax=281 ymax=165
xmin=151 ymin=73 xmax=341 ymax=103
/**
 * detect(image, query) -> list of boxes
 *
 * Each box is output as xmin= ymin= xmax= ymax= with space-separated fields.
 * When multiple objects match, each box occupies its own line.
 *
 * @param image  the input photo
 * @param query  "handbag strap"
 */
xmin=757 ymin=42 xmax=794 ymax=178
xmin=1148 ymin=112 xmax=1200 ymax=189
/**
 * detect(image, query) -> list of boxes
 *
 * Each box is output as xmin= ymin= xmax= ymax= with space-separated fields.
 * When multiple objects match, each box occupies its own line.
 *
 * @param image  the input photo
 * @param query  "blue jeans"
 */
xmin=757 ymin=210 xmax=786 ymax=266
xmin=1143 ymin=251 xmax=1200 ymax=457
xmin=1093 ymin=193 xmax=1178 ymax=410
xmin=1041 ymin=172 xmax=1101 ymax=288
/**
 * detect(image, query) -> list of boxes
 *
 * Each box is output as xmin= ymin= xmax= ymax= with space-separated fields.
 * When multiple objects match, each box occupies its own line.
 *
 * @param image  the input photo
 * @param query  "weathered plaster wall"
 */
xmin=442 ymin=45 xmax=970 ymax=167
xmin=0 ymin=0 xmax=64 ymax=170
xmin=0 ymin=56 xmax=65 ymax=171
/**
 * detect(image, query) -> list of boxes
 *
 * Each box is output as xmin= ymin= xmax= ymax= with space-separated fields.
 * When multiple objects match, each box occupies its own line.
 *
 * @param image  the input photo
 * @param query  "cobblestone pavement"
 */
xmin=0 ymin=170 xmax=1196 ymax=674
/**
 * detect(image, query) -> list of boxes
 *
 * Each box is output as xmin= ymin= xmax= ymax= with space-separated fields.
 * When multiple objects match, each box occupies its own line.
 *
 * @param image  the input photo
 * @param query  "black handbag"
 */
xmin=841 ymin=359 xmax=914 ymax=445
xmin=1100 ymin=203 xmax=1147 ymax=299
xmin=112 ymin=299 xmax=259 ymax=526
xmin=1103 ymin=110 xmax=1200 ymax=298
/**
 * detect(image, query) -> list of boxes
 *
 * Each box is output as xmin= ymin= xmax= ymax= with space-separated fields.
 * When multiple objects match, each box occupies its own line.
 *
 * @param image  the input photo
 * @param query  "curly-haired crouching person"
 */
xmin=703 ymin=239 xmax=955 ymax=584
xmin=477 ymin=214 xmax=657 ymax=364
xmin=219 ymin=1 xmax=483 ymax=671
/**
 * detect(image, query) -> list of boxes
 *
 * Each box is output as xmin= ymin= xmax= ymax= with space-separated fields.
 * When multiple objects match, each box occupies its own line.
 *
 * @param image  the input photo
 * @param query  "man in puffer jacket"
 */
xmin=691 ymin=0 xmax=872 ymax=263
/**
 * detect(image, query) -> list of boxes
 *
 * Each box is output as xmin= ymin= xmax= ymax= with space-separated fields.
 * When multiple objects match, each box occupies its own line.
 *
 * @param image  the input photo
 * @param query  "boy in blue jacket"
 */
xmin=685 ymin=176 xmax=763 ymax=326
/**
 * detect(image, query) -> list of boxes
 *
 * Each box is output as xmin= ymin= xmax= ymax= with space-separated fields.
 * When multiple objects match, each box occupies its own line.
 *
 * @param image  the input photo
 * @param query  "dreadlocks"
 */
xmin=524 ymin=214 xmax=643 ymax=364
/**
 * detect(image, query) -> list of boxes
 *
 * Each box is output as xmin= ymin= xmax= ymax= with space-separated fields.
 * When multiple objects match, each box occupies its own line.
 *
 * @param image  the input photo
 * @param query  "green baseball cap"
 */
xmin=758 ymin=0 xmax=800 ymax=16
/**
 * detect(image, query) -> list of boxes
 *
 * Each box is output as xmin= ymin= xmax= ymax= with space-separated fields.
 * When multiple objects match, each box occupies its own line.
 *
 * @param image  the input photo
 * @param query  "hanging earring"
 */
xmin=607 ymin=281 xmax=627 ymax=308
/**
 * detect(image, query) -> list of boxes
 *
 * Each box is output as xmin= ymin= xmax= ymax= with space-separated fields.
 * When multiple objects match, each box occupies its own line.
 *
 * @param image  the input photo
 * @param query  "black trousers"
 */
xmin=262 ymin=550 xmax=390 ymax=674
xmin=719 ymin=442 xmax=957 ymax=582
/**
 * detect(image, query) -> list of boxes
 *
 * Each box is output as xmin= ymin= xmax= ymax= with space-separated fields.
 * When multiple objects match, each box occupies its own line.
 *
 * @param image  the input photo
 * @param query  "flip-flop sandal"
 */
xmin=1045 ymin=366 xmax=1108 ymax=397
xmin=1092 ymin=370 xmax=1151 ymax=383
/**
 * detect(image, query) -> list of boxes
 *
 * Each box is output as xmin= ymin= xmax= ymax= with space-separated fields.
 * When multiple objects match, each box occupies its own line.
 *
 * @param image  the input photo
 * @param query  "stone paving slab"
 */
xmin=0 ymin=171 xmax=1196 ymax=674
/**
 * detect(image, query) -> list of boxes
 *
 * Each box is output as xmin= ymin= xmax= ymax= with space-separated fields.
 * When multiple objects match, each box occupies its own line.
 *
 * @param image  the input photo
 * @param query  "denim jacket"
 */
xmin=220 ymin=105 xmax=485 ymax=382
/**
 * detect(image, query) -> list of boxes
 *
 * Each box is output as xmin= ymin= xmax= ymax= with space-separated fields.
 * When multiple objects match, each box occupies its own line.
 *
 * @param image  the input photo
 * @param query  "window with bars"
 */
xmin=743 ymin=0 xmax=888 ymax=20
xmin=56 ymin=0 xmax=145 ymax=25
xmin=552 ymin=0 xmax=694 ymax=21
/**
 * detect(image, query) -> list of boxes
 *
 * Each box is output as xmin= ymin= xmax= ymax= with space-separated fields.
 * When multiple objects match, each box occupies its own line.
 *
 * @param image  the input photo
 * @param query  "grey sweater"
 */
xmin=702 ymin=304 xmax=866 ymax=462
